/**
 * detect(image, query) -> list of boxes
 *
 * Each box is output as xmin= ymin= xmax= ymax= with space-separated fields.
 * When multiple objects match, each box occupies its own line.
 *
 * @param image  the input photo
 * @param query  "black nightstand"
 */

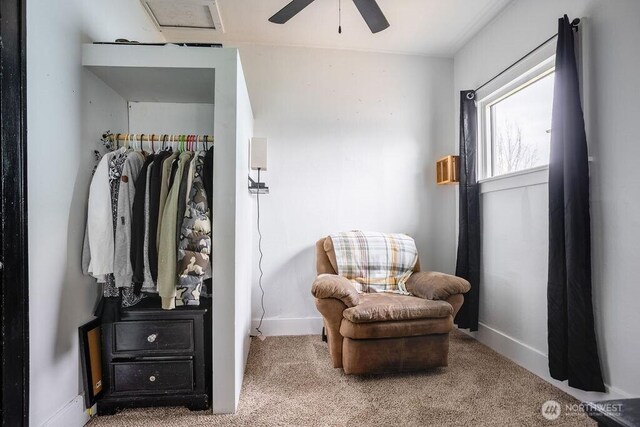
xmin=97 ymin=298 xmax=211 ymax=415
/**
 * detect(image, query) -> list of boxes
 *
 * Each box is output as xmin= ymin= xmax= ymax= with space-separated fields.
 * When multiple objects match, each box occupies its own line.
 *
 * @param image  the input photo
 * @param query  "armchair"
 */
xmin=312 ymin=236 xmax=470 ymax=374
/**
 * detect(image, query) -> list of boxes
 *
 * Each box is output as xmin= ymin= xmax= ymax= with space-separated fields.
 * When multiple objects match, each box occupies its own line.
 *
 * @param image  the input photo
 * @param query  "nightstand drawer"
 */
xmin=112 ymin=361 xmax=194 ymax=393
xmin=113 ymin=320 xmax=193 ymax=354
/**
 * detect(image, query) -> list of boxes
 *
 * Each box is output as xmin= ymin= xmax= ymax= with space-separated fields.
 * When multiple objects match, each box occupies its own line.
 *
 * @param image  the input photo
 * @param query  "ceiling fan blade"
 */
xmin=269 ymin=0 xmax=316 ymax=24
xmin=352 ymin=0 xmax=390 ymax=33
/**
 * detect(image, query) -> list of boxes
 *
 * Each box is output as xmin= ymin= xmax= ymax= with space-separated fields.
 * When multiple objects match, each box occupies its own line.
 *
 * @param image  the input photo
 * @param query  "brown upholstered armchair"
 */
xmin=312 ymin=236 xmax=471 ymax=374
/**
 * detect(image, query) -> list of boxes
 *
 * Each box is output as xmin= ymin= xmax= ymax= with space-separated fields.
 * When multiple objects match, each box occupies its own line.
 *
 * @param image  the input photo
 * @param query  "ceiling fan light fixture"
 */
xmin=268 ymin=0 xmax=390 ymax=33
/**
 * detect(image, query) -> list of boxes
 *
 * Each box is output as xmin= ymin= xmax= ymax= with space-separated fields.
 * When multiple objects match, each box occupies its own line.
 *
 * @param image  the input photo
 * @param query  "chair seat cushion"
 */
xmin=340 ymin=316 xmax=453 ymax=339
xmin=342 ymin=293 xmax=453 ymax=323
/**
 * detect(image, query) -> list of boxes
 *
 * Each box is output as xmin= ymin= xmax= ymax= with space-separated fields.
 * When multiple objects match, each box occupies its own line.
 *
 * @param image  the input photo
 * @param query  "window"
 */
xmin=478 ymin=54 xmax=556 ymax=180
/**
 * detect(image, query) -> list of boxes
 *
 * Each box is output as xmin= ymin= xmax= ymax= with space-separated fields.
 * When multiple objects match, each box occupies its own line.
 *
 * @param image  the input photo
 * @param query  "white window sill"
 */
xmin=479 ymin=165 xmax=549 ymax=194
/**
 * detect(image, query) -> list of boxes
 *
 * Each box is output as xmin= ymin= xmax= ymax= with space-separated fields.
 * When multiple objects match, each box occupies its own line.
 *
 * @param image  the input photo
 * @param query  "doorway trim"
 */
xmin=0 ymin=0 xmax=30 ymax=425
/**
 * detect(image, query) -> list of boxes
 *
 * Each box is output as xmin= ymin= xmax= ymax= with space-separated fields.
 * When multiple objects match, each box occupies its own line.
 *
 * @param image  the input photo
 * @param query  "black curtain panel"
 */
xmin=455 ymin=90 xmax=481 ymax=331
xmin=547 ymin=15 xmax=605 ymax=392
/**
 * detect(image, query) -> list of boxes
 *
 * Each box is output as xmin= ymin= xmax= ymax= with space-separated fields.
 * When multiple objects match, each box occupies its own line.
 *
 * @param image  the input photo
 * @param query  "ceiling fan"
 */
xmin=269 ymin=0 xmax=390 ymax=34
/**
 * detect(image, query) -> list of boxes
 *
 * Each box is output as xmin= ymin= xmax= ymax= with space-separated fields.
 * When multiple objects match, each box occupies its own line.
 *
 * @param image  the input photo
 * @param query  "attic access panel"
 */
xmin=85 ymin=66 xmax=215 ymax=103
xmin=141 ymin=0 xmax=225 ymax=31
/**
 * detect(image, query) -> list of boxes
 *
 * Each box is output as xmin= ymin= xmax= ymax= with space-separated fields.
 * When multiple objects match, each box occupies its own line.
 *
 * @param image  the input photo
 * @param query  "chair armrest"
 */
xmin=311 ymin=274 xmax=360 ymax=307
xmin=405 ymin=271 xmax=471 ymax=300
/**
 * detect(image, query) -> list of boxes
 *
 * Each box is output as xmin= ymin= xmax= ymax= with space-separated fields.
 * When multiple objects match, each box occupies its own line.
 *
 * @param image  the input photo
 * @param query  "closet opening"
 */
xmin=82 ymin=44 xmax=254 ymax=415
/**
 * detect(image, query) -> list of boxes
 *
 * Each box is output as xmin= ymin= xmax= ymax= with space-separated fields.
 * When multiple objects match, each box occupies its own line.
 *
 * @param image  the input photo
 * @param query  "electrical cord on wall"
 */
xmin=255 ymin=168 xmax=266 ymax=339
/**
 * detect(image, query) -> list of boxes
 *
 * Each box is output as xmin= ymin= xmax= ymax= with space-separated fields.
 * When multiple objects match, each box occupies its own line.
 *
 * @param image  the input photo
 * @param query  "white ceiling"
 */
xmin=153 ymin=0 xmax=513 ymax=57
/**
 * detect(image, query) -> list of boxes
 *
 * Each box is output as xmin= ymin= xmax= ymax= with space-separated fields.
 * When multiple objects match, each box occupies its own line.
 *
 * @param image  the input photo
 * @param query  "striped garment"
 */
xmin=329 ymin=231 xmax=418 ymax=294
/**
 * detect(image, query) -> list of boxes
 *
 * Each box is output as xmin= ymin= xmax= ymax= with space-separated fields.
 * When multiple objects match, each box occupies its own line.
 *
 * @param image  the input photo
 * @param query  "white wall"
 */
xmin=234 ymin=56 xmax=254 ymax=402
xmin=26 ymin=1 xmax=162 ymax=425
xmin=128 ymin=102 xmax=215 ymax=135
xmin=234 ymin=45 xmax=455 ymax=336
xmin=454 ymin=0 xmax=640 ymax=400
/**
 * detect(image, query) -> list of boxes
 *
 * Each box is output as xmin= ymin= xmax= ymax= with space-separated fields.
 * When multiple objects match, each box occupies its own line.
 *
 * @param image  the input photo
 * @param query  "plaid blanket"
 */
xmin=329 ymin=231 xmax=418 ymax=294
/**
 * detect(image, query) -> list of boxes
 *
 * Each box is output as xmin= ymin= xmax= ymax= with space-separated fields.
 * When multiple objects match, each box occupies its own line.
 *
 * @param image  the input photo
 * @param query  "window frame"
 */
xmin=476 ymin=40 xmax=557 ymax=183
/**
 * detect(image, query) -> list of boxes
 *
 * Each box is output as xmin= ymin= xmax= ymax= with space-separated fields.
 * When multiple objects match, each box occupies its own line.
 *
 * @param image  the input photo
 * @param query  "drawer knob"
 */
xmin=147 ymin=333 xmax=157 ymax=343
xmin=149 ymin=375 xmax=156 ymax=382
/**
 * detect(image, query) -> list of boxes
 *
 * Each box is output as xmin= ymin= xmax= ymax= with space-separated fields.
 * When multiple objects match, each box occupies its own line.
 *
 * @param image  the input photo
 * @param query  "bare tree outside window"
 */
xmin=493 ymin=119 xmax=539 ymax=176
xmin=485 ymin=71 xmax=554 ymax=177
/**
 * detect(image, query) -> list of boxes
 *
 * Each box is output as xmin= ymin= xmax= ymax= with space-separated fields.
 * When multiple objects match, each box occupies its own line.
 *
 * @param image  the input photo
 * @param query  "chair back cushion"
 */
xmin=317 ymin=236 xmax=421 ymax=276
xmin=316 ymin=238 xmax=337 ymax=275
xmin=326 ymin=231 xmax=419 ymax=294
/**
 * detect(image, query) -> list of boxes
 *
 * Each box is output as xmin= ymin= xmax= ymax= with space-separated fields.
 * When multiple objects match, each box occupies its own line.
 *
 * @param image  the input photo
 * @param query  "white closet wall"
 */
xmin=128 ymin=102 xmax=215 ymax=135
xmin=82 ymin=44 xmax=254 ymax=413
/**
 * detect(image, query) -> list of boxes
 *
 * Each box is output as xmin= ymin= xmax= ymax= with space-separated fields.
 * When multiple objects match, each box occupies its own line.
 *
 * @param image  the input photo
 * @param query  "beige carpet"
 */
xmin=89 ymin=330 xmax=594 ymax=426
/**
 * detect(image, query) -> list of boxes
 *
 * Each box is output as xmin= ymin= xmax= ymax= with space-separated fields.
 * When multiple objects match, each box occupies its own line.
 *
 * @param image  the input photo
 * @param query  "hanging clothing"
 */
xmin=176 ymin=152 xmax=211 ymax=306
xmin=176 ymin=155 xmax=196 ymax=246
xmin=148 ymin=151 xmax=172 ymax=284
xmin=202 ymin=147 xmax=214 ymax=294
xmin=83 ymin=147 xmax=143 ymax=307
xmin=114 ymin=150 xmax=145 ymax=288
xmin=141 ymin=162 xmax=156 ymax=293
xmin=202 ymin=147 xmax=213 ymax=205
xmin=85 ymin=150 xmax=117 ymax=281
xmin=156 ymin=152 xmax=180 ymax=250
xmin=158 ymin=152 xmax=192 ymax=310
xmin=109 ymin=149 xmax=144 ymax=306
xmin=131 ymin=154 xmax=155 ymax=291
xmin=84 ymin=142 xmax=214 ymax=311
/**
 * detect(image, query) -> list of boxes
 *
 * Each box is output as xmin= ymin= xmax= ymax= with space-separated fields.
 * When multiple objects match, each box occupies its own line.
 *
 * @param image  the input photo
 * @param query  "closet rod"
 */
xmin=104 ymin=133 xmax=214 ymax=143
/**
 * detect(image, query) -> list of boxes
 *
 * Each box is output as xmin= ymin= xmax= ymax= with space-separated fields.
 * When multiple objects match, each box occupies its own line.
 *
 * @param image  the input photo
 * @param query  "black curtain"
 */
xmin=455 ymin=90 xmax=480 ymax=331
xmin=547 ymin=15 xmax=605 ymax=392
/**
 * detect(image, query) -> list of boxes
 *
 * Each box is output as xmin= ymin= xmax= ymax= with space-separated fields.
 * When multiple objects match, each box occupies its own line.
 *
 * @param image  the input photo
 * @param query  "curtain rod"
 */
xmin=473 ymin=18 xmax=580 ymax=94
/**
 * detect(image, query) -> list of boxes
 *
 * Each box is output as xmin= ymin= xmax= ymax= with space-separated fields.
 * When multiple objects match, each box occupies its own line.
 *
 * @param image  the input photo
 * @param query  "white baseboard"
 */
xmin=41 ymin=395 xmax=90 ymax=427
xmin=251 ymin=317 xmax=323 ymax=336
xmin=464 ymin=322 xmax=632 ymax=402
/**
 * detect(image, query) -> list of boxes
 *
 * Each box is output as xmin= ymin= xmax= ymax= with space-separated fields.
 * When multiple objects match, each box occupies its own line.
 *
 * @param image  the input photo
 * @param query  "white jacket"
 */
xmin=85 ymin=152 xmax=115 ymax=280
